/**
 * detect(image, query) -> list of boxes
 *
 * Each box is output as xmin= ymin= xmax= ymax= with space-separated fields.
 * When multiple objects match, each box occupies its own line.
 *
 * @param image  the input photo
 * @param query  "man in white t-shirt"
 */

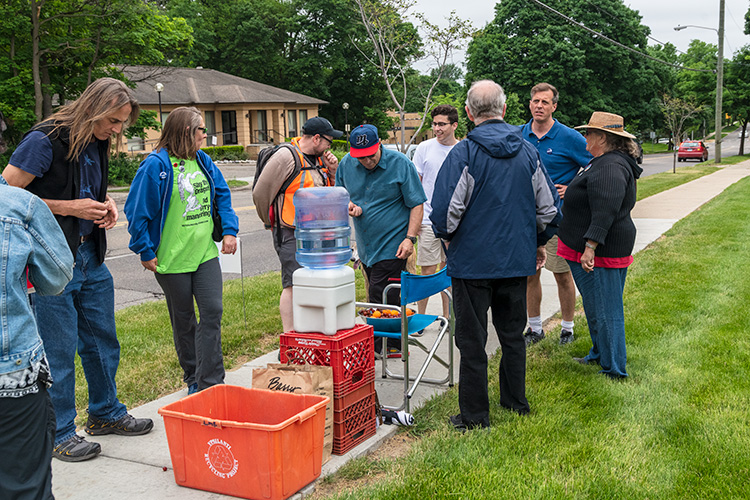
xmin=412 ymin=104 xmax=460 ymax=318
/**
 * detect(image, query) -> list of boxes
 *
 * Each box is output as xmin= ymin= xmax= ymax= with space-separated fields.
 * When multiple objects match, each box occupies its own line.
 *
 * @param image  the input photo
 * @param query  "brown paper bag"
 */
xmin=252 ymin=361 xmax=333 ymax=464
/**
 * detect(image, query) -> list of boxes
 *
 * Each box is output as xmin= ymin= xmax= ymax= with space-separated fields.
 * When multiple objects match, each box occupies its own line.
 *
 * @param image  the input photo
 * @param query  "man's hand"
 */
xmin=396 ymin=238 xmax=414 ymax=260
xmin=536 ymin=245 xmax=547 ymax=271
xmin=221 ymin=235 xmax=237 ymax=255
xmin=555 ymin=184 xmax=567 ymax=199
xmin=94 ymin=196 xmax=119 ymax=230
xmin=72 ymin=198 xmax=111 ymax=221
xmin=142 ymin=258 xmax=158 ymax=272
xmin=322 ymin=150 xmax=339 ymax=179
xmin=348 ymin=201 xmax=362 ymax=217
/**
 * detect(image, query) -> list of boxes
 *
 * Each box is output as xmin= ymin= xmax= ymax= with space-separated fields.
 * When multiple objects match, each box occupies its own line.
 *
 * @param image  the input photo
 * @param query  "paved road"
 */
xmin=108 ymin=129 xmax=749 ymax=310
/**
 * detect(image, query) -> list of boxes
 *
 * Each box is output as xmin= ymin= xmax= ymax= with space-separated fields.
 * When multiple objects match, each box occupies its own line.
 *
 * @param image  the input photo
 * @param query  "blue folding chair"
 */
xmin=356 ymin=268 xmax=454 ymax=411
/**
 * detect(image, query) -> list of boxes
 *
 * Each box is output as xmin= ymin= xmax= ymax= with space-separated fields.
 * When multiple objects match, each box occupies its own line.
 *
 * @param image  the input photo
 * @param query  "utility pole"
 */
xmin=715 ymin=0 xmax=725 ymax=163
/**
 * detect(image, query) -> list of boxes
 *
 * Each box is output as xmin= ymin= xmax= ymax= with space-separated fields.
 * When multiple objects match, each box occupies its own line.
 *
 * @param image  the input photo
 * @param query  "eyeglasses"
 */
xmin=319 ymin=135 xmax=333 ymax=146
xmin=197 ymin=127 xmax=208 ymax=134
xmin=432 ymin=121 xmax=452 ymax=128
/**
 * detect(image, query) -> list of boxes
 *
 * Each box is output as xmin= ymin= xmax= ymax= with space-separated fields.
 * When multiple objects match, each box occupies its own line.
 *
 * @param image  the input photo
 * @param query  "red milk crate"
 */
xmin=332 ymin=394 xmax=376 ymax=455
xmin=333 ymin=381 xmax=375 ymax=413
xmin=280 ymin=324 xmax=375 ymax=398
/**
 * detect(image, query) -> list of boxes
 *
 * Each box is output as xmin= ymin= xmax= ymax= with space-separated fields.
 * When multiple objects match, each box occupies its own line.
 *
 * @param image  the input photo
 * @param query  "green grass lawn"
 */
xmin=641 ymin=142 xmax=669 ymax=154
xmin=316 ymin=175 xmax=750 ymax=499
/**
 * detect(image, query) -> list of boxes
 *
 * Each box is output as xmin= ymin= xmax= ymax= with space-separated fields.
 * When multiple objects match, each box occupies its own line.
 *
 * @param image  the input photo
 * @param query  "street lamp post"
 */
xmin=674 ymin=0 xmax=725 ymax=163
xmin=155 ymin=82 xmax=164 ymax=125
xmin=342 ymin=102 xmax=350 ymax=137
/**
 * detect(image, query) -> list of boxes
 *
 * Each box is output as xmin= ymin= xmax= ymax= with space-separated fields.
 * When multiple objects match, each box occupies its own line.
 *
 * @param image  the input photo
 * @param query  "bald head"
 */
xmin=465 ymin=80 xmax=506 ymax=123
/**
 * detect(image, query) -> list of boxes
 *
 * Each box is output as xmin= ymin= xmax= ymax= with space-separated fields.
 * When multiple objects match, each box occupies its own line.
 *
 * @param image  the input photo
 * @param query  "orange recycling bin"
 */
xmin=158 ymin=385 xmax=329 ymax=500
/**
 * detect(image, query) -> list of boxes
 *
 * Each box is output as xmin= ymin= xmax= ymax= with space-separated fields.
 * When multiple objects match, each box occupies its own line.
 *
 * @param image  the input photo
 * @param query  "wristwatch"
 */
xmin=406 ymin=235 xmax=417 ymax=244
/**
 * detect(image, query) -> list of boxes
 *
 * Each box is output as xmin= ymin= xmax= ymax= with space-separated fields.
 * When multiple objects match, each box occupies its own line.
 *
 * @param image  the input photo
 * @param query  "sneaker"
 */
xmin=573 ymin=356 xmax=597 ymax=365
xmin=559 ymin=329 xmax=574 ymax=345
xmin=524 ymin=327 xmax=545 ymax=346
xmin=52 ymin=435 xmax=101 ymax=462
xmin=410 ymin=329 xmax=425 ymax=338
xmin=449 ymin=414 xmax=489 ymax=432
xmin=85 ymin=413 xmax=154 ymax=437
xmin=449 ymin=414 xmax=467 ymax=433
xmin=188 ymin=383 xmax=198 ymax=395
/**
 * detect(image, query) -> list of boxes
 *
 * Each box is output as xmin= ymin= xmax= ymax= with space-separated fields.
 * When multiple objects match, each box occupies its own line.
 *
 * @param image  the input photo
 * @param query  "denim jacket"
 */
xmin=0 ymin=177 xmax=74 ymax=396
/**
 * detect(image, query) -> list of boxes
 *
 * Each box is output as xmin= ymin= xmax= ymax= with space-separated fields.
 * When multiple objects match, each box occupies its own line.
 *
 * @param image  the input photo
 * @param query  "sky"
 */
xmin=411 ymin=0 xmax=750 ymax=74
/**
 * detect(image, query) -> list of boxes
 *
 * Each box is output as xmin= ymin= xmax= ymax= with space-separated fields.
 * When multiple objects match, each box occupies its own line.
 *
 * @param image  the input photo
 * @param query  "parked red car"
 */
xmin=677 ymin=141 xmax=709 ymax=162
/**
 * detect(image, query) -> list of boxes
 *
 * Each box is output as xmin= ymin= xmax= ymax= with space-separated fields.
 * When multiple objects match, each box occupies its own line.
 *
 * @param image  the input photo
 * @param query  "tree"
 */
xmin=660 ymin=95 xmax=703 ymax=172
xmin=725 ymin=46 xmax=750 ymax=155
xmin=465 ymin=0 xmax=668 ymax=133
xmin=352 ymin=0 xmax=473 ymax=151
xmin=0 ymin=0 xmax=192 ymax=160
xmin=166 ymin=0 xmax=394 ymax=136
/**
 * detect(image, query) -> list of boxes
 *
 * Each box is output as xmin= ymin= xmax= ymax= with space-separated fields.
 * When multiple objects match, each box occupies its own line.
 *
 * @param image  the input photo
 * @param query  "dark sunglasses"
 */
xmin=319 ymin=135 xmax=333 ymax=146
xmin=197 ymin=127 xmax=208 ymax=134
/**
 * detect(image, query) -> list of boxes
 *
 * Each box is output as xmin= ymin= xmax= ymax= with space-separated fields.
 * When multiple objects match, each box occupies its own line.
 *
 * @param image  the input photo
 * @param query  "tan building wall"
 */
xmin=384 ymin=111 xmax=435 ymax=145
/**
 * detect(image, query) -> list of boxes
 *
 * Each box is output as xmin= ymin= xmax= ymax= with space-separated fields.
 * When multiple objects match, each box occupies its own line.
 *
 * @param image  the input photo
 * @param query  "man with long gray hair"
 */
xmin=3 ymin=77 xmax=154 ymax=462
xmin=430 ymin=80 xmax=559 ymax=430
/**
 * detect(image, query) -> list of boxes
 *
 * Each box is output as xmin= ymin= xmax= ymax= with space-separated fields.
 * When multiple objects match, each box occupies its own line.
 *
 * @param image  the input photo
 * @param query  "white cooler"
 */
xmin=292 ymin=266 xmax=356 ymax=335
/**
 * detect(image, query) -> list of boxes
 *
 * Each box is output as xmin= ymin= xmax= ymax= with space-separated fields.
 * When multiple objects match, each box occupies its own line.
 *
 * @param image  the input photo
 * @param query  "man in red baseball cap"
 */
xmin=335 ymin=124 xmax=426 ymax=357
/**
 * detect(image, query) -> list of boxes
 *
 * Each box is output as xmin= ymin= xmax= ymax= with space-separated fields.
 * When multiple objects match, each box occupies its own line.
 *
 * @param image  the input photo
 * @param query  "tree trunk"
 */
xmin=41 ymin=63 xmax=52 ymax=118
xmin=31 ymin=0 xmax=43 ymax=121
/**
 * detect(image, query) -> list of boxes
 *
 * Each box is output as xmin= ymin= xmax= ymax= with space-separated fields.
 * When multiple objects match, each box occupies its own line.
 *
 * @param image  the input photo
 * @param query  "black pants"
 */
xmin=0 ymin=383 xmax=56 ymax=500
xmin=363 ymin=258 xmax=406 ymax=352
xmin=452 ymin=276 xmax=529 ymax=427
xmin=155 ymin=258 xmax=225 ymax=390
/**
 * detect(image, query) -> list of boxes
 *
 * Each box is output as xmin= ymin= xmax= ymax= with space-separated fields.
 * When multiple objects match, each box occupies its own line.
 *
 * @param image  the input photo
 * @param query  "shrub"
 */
xmin=201 ymin=146 xmax=249 ymax=161
xmin=108 ymin=152 xmax=144 ymax=186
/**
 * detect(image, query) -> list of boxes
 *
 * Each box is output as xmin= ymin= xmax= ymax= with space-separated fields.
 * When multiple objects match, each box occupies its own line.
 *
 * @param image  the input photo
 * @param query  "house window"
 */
xmin=221 ymin=110 xmax=237 ymax=145
xmin=205 ymin=111 xmax=217 ymax=146
xmin=257 ymin=110 xmax=268 ymax=142
xmin=127 ymin=136 xmax=145 ymax=151
xmin=299 ymin=109 xmax=308 ymax=127
xmin=287 ymin=110 xmax=297 ymax=138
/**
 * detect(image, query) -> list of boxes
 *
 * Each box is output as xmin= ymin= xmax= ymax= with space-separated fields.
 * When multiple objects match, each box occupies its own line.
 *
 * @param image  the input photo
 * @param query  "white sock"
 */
xmin=528 ymin=316 xmax=543 ymax=333
xmin=561 ymin=320 xmax=574 ymax=332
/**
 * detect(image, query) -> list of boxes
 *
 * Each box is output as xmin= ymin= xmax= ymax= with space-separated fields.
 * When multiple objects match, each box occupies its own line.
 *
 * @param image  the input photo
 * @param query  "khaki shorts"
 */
xmin=544 ymin=235 xmax=570 ymax=274
xmin=416 ymin=224 xmax=445 ymax=267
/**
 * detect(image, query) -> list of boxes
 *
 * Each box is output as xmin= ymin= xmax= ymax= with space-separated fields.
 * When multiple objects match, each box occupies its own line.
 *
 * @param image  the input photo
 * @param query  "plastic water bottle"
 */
xmin=294 ymin=187 xmax=352 ymax=268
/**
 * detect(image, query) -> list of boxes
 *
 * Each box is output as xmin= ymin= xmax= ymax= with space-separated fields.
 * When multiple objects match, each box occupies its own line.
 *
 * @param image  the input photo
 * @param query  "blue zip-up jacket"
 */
xmin=124 ymin=149 xmax=239 ymax=262
xmin=430 ymin=119 xmax=560 ymax=279
xmin=0 ymin=177 xmax=73 ymax=385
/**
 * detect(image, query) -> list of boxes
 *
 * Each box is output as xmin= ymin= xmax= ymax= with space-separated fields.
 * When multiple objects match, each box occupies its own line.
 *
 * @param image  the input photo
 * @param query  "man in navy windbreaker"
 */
xmin=430 ymin=80 xmax=559 ymax=430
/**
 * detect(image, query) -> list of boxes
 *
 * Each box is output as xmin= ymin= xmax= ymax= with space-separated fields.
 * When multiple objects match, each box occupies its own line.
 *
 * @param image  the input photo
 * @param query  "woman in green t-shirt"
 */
xmin=124 ymin=107 xmax=239 ymax=394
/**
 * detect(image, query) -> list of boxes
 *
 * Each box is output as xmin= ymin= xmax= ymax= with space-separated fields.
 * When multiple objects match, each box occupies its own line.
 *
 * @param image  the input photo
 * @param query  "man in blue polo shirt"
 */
xmin=521 ymin=82 xmax=592 ymax=347
xmin=336 ymin=124 xmax=426 ymax=357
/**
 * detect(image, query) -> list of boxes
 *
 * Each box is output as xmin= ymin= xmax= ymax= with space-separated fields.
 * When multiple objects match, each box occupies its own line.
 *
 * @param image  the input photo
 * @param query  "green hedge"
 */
xmin=201 ymin=146 xmax=249 ymax=161
xmin=108 ymin=153 xmax=144 ymax=186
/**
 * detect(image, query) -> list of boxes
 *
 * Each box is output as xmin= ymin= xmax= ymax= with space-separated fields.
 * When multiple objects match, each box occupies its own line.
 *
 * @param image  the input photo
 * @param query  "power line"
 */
xmin=528 ymin=0 xmax=715 ymax=73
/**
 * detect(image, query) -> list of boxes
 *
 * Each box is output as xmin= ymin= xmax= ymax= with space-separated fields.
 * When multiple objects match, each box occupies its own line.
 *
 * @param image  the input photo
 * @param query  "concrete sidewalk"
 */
xmin=51 ymin=162 xmax=750 ymax=500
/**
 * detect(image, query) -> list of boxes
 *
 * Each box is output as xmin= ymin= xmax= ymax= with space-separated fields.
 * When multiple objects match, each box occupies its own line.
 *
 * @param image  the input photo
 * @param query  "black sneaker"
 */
xmin=449 ymin=414 xmax=489 ymax=432
xmin=85 ymin=413 xmax=154 ymax=436
xmin=559 ymin=329 xmax=574 ymax=345
xmin=449 ymin=414 xmax=467 ymax=433
xmin=52 ymin=435 xmax=101 ymax=462
xmin=524 ymin=327 xmax=545 ymax=346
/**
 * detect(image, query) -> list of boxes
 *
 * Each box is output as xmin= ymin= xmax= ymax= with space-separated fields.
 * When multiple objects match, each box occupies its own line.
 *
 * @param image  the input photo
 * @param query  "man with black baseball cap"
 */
xmin=253 ymin=116 xmax=342 ymax=332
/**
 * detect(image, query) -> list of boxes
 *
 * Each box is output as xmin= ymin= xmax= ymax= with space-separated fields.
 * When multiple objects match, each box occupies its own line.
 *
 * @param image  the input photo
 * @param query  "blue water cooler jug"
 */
xmin=292 ymin=187 xmax=355 ymax=334
xmin=294 ymin=187 xmax=352 ymax=268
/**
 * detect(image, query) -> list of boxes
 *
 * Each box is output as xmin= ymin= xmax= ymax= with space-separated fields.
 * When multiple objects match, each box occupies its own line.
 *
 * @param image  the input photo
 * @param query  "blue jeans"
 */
xmin=35 ymin=240 xmax=127 ymax=444
xmin=568 ymin=261 xmax=629 ymax=378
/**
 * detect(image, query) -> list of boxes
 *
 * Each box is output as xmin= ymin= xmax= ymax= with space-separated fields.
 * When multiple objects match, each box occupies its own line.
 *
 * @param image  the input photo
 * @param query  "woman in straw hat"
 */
xmin=556 ymin=111 xmax=643 ymax=378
